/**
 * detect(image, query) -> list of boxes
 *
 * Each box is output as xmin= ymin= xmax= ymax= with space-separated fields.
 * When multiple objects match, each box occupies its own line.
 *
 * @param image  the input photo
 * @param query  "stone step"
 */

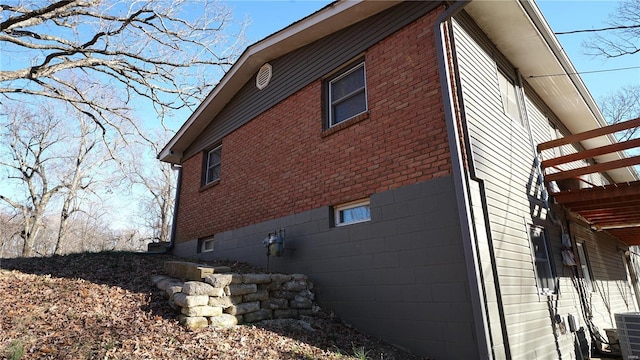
xmin=164 ymin=261 xmax=231 ymax=281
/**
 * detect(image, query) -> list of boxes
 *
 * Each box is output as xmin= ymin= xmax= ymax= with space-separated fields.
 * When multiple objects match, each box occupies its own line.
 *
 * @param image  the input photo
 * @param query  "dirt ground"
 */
xmin=0 ymin=251 xmax=426 ymax=360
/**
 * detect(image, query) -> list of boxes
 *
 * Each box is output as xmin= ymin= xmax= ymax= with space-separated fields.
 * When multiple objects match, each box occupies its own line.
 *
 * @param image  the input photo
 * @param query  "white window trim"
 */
xmin=334 ymin=198 xmax=371 ymax=227
xmin=200 ymin=238 xmax=214 ymax=253
xmin=528 ymin=225 xmax=557 ymax=296
xmin=204 ymin=145 xmax=222 ymax=185
xmin=576 ymin=242 xmax=594 ymax=292
xmin=328 ymin=62 xmax=368 ymax=127
xmin=497 ymin=69 xmax=523 ymax=125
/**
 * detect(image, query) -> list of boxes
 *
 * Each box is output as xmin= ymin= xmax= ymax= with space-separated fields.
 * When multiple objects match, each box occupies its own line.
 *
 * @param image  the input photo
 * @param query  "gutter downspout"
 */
xmin=167 ymin=164 xmax=182 ymax=251
xmin=435 ymin=2 xmax=492 ymax=359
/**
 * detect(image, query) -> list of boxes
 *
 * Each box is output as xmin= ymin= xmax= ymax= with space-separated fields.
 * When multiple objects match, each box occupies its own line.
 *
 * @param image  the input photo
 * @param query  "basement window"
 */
xmin=198 ymin=237 xmax=215 ymax=253
xmin=334 ymin=199 xmax=371 ymax=226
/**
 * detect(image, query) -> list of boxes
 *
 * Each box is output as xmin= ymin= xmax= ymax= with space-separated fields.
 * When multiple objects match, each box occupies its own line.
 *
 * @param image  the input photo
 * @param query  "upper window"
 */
xmin=204 ymin=145 xmax=222 ymax=185
xmin=529 ymin=225 xmax=557 ymax=295
xmin=497 ymin=70 xmax=522 ymax=125
xmin=328 ymin=62 xmax=367 ymax=127
xmin=334 ymin=199 xmax=371 ymax=226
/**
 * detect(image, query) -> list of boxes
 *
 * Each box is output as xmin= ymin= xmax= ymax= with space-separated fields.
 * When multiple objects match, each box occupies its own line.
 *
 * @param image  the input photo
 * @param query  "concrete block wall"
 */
xmin=174 ymin=176 xmax=479 ymax=359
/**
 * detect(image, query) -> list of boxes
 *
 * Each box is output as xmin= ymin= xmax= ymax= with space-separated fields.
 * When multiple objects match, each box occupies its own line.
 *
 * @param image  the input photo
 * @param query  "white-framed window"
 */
xmin=497 ymin=70 xmax=522 ymax=125
xmin=199 ymin=237 xmax=215 ymax=253
xmin=528 ymin=225 xmax=557 ymax=295
xmin=576 ymin=242 xmax=594 ymax=292
xmin=334 ymin=199 xmax=371 ymax=226
xmin=204 ymin=145 xmax=222 ymax=185
xmin=328 ymin=62 xmax=367 ymax=127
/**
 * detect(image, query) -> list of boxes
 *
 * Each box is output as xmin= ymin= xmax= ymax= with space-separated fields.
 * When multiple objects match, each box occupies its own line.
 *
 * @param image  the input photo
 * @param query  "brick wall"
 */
xmin=176 ymin=10 xmax=451 ymax=243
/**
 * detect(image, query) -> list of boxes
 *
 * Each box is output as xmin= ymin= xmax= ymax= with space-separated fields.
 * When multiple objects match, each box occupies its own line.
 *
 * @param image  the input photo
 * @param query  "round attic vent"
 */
xmin=256 ymin=63 xmax=272 ymax=90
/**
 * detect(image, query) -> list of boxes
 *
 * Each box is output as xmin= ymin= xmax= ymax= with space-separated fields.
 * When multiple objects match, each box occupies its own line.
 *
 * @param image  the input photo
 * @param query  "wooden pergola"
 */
xmin=537 ymin=118 xmax=640 ymax=246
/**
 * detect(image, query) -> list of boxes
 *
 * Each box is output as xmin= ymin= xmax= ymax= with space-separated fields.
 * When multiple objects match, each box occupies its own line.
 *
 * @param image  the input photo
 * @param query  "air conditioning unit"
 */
xmin=615 ymin=312 xmax=640 ymax=360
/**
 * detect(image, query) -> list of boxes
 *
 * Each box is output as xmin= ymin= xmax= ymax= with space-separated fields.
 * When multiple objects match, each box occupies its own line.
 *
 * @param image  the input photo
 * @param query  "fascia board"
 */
xmin=159 ymin=0 xmax=401 ymax=163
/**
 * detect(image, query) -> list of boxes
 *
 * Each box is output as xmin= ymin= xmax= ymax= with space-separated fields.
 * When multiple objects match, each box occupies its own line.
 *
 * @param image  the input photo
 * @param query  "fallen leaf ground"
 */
xmin=0 ymin=251 xmax=424 ymax=360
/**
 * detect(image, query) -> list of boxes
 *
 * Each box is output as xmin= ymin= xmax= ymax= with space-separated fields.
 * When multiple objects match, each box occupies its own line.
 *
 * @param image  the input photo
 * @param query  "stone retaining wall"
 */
xmin=151 ymin=272 xmax=317 ymax=329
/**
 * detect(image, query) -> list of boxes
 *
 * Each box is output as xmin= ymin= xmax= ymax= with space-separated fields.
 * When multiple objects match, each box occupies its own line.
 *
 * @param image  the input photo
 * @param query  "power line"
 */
xmin=527 ymin=65 xmax=640 ymax=79
xmin=555 ymin=24 xmax=640 ymax=35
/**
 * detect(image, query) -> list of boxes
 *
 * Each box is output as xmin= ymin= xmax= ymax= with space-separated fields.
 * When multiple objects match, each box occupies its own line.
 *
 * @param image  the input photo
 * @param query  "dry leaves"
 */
xmin=0 ymin=252 xmax=423 ymax=360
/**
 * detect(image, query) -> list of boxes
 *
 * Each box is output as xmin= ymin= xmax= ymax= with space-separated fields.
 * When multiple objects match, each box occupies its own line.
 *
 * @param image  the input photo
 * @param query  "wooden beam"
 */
xmin=551 ymin=181 xmax=640 ymax=203
xmin=568 ymin=199 xmax=640 ymax=212
xmin=542 ymin=138 xmax=640 ymax=168
xmin=537 ymin=117 xmax=640 ymax=152
xmin=607 ymin=228 xmax=640 ymax=246
xmin=579 ymin=209 xmax=640 ymax=219
xmin=593 ymin=220 xmax=640 ymax=229
xmin=582 ymin=213 xmax=640 ymax=224
xmin=544 ymin=155 xmax=640 ymax=182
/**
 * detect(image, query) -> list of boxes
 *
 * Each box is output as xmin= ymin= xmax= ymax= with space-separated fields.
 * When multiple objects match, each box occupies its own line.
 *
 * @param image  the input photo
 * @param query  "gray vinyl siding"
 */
xmin=469 ymin=179 xmax=508 ymax=359
xmin=452 ymin=15 xmax=573 ymax=359
xmin=173 ymin=176 xmax=479 ymax=359
xmin=524 ymin=83 xmax=612 ymax=188
xmin=183 ymin=1 xmax=442 ymax=160
xmin=453 ymin=12 xmax=634 ymax=359
xmin=571 ymin=223 xmax=637 ymax=327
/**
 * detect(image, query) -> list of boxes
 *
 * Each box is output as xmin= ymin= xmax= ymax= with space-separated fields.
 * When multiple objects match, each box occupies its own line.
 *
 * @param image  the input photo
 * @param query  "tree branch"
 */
xmin=1 ymin=0 xmax=76 ymax=31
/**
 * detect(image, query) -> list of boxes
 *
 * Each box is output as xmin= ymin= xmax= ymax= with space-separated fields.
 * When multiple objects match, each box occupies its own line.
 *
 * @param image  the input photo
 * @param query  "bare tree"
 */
xmin=54 ymin=116 xmax=107 ymax=255
xmin=106 ymin=229 xmax=147 ymax=252
xmin=0 ymin=102 xmax=119 ymax=256
xmin=0 ymin=210 xmax=23 ymax=259
xmin=62 ymin=200 xmax=113 ymax=253
xmin=1 ymin=1 xmax=245 ymax=255
xmin=124 ymin=130 xmax=176 ymax=244
xmin=1 ymin=0 xmax=244 ymax=133
xmin=0 ymin=107 xmax=65 ymax=257
xmin=599 ymin=85 xmax=640 ymax=141
xmin=137 ymin=161 xmax=175 ymax=244
xmin=584 ymin=0 xmax=640 ymax=58
xmin=598 ymin=86 xmax=640 ymax=177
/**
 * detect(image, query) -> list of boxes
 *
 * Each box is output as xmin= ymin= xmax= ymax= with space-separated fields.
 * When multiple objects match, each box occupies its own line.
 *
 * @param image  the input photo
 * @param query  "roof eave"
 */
xmin=159 ymin=0 xmax=402 ymax=163
xmin=464 ymin=0 xmax=638 ymax=183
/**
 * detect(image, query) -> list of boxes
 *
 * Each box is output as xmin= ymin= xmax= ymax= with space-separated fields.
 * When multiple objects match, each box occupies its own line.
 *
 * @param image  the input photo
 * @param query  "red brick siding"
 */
xmin=176 ymin=9 xmax=452 ymax=243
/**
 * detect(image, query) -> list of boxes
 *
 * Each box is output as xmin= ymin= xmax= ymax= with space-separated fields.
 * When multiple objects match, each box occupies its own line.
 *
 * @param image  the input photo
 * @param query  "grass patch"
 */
xmin=352 ymin=344 xmax=371 ymax=360
xmin=6 ymin=339 xmax=25 ymax=360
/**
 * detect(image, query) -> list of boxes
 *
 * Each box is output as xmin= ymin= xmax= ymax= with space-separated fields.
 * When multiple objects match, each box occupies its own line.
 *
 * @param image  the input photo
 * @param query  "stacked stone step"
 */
xmin=151 ymin=272 xmax=316 ymax=329
xmin=163 ymin=260 xmax=230 ymax=281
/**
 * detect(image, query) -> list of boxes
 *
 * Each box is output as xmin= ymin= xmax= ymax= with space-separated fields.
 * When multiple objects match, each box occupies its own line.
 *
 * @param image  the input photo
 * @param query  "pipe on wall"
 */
xmin=434 ymin=1 xmax=493 ymax=359
xmin=167 ymin=164 xmax=182 ymax=251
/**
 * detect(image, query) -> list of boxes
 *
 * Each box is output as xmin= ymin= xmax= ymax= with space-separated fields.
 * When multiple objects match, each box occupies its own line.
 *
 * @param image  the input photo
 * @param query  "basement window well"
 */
xmin=198 ymin=237 xmax=215 ymax=253
xmin=334 ymin=199 xmax=371 ymax=226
